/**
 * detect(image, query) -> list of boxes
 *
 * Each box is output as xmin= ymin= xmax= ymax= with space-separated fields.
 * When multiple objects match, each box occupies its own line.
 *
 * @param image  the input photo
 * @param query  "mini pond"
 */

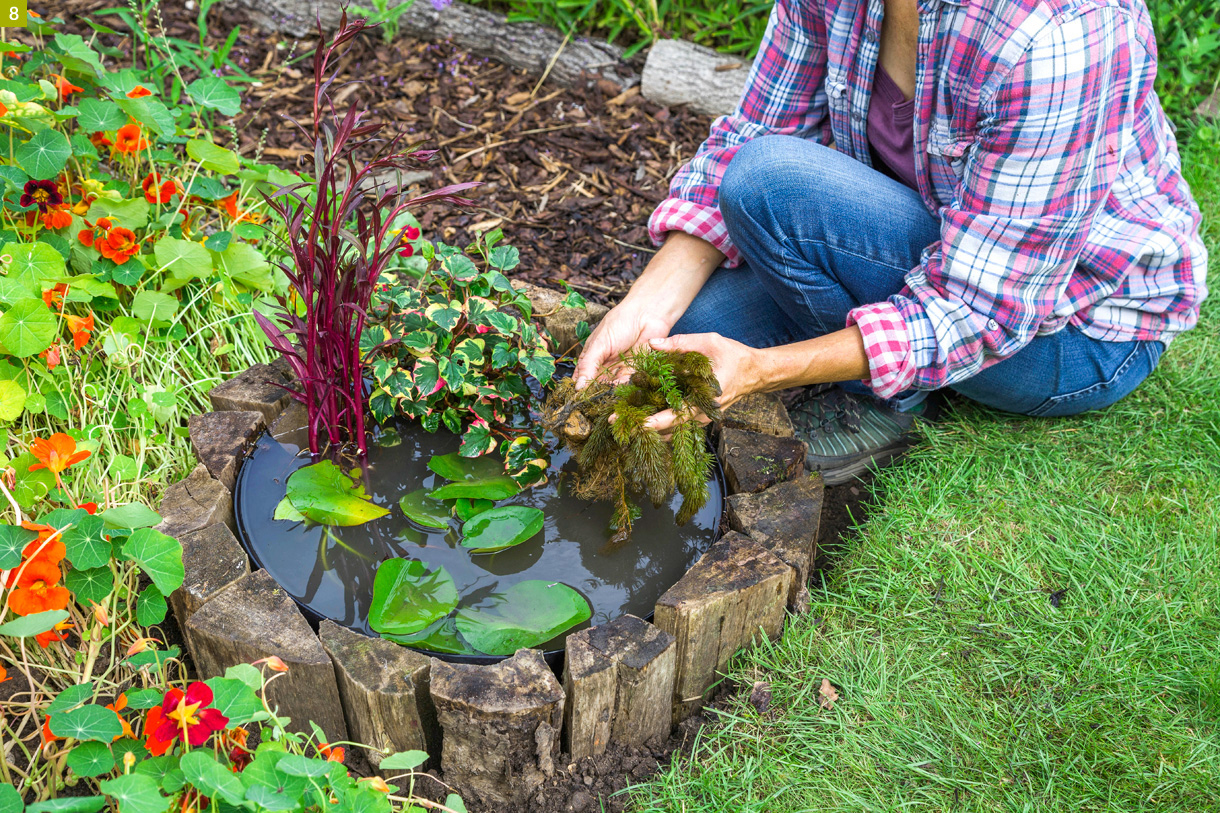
xmin=234 ymin=408 xmax=723 ymax=663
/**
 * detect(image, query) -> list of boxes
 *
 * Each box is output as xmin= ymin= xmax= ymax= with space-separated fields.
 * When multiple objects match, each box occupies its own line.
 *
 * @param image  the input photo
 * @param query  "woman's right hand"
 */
xmin=572 ymin=304 xmax=672 ymax=389
xmin=571 ymin=232 xmax=726 ymax=389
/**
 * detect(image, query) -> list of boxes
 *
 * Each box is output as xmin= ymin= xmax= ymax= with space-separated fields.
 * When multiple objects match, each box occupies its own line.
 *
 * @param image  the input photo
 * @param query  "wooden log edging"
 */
xmin=167 ymin=286 xmax=826 ymax=801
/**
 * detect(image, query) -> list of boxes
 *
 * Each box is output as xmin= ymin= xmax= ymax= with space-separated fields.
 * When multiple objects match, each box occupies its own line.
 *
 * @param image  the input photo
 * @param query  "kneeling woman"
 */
xmin=575 ymin=0 xmax=1207 ymax=483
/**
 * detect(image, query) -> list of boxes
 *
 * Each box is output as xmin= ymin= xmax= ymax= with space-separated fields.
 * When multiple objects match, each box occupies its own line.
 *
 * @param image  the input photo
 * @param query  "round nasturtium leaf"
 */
xmin=398 ymin=489 xmax=450 ymax=530
xmin=0 ymin=379 xmax=27 ymax=422
xmin=455 ymin=580 xmax=592 ymax=656
xmin=0 ymin=298 xmax=57 ymax=358
xmin=284 ymin=460 xmax=390 ymax=527
xmin=426 ymin=452 xmax=520 ymax=501
xmin=460 ymin=506 xmax=545 ymax=554
xmin=368 ymin=559 xmax=459 ymax=637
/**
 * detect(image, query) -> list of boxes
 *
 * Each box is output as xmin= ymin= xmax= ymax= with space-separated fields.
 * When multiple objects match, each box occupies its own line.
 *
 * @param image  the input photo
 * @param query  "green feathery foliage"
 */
xmin=545 ymin=349 xmax=721 ymax=542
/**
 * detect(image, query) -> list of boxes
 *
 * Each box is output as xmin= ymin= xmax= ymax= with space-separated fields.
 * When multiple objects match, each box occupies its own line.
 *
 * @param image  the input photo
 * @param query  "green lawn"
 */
xmin=629 ymin=130 xmax=1220 ymax=812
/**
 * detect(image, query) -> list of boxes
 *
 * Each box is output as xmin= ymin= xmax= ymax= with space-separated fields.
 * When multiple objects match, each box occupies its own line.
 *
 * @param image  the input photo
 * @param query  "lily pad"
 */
xmin=398 ymin=490 xmax=450 ymax=530
xmin=272 ymin=497 xmax=306 ymax=523
xmin=455 ymin=580 xmax=592 ymax=656
xmin=368 ymin=559 xmax=458 ymax=637
xmin=383 ymin=617 xmax=478 ymax=655
xmin=460 ymin=506 xmax=545 ymax=554
xmin=284 ymin=461 xmax=389 ymax=527
xmin=426 ymin=452 xmax=520 ymax=501
xmin=454 ymin=498 xmax=494 ymax=522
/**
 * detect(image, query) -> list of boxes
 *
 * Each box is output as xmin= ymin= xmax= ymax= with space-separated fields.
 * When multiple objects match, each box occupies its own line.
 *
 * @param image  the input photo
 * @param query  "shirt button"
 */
xmin=852 ymin=111 xmax=863 ymax=122
xmin=987 ymin=319 xmax=999 ymax=331
xmin=864 ymin=30 xmax=877 ymax=43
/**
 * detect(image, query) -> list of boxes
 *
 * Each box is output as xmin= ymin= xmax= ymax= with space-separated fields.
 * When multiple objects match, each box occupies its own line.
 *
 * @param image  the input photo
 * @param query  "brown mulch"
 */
xmin=57 ymin=0 xmax=714 ymax=304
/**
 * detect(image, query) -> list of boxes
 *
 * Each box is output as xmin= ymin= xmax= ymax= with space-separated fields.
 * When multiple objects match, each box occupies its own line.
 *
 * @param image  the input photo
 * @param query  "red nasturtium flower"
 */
xmin=42 ymin=716 xmax=60 ymax=744
xmin=30 ymin=433 xmax=91 ymax=477
xmin=65 ymin=313 xmax=95 ymax=350
xmin=126 ymin=85 xmax=152 ymax=99
xmin=50 ymin=74 xmax=84 ymax=97
xmin=89 ymin=131 xmax=113 ymax=150
xmin=20 ymin=179 xmax=63 ymax=213
xmin=7 ymin=558 xmax=69 ymax=616
xmin=40 ymin=343 xmax=61 ymax=370
xmin=41 ymin=205 xmax=73 ymax=230
xmin=77 ymin=217 xmax=111 ymax=248
xmin=142 ymin=172 xmax=178 ymax=204
xmin=0 ymin=102 xmax=8 ymax=118
xmin=144 ymin=682 xmax=229 ymax=755
xmin=114 ymin=123 xmax=149 ymax=154
xmin=97 ymin=226 xmax=141 ymax=264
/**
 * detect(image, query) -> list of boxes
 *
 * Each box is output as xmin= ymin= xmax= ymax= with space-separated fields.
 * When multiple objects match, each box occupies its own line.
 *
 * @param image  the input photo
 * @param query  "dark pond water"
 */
xmin=234 ymin=411 xmax=722 ymax=657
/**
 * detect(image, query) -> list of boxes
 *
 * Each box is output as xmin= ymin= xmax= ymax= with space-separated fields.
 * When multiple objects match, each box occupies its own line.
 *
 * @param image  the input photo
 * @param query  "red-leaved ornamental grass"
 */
xmin=144 ymin=682 xmax=229 ymax=756
xmin=256 ymin=12 xmax=476 ymax=456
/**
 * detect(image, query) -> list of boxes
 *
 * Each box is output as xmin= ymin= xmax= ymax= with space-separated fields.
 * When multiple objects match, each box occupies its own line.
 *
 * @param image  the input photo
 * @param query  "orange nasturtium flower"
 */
xmin=107 ymin=693 xmax=137 ymax=740
xmin=114 ymin=123 xmax=149 ymax=154
xmin=89 ymin=131 xmax=113 ymax=150
xmin=35 ymin=620 xmax=74 ymax=649
xmin=40 ymin=205 xmax=73 ymax=230
xmin=98 ymin=226 xmax=141 ymax=264
xmin=42 ymin=715 xmax=60 ymax=744
xmin=39 ymin=343 xmax=61 ymax=371
xmin=20 ymin=522 xmax=67 ymax=567
xmin=0 ymin=665 xmax=9 ymax=683
xmin=126 ymin=85 xmax=152 ymax=98
xmin=217 ymin=190 xmax=240 ymax=221
xmin=142 ymin=172 xmax=178 ymax=204
xmin=50 ymin=74 xmax=84 ymax=97
xmin=65 ymin=313 xmax=95 ymax=350
xmin=42 ymin=283 xmax=68 ymax=309
xmin=0 ymin=102 xmax=8 ymax=118
xmin=29 ymin=433 xmax=91 ymax=480
xmin=7 ymin=558 xmax=69 ymax=616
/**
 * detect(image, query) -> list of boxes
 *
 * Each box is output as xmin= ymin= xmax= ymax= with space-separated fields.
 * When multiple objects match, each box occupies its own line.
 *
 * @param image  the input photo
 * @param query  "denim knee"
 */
xmin=719 ymin=135 xmax=800 ymax=235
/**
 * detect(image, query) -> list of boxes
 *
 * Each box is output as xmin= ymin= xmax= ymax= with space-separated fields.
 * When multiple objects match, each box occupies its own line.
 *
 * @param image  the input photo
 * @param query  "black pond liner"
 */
xmin=233 ymin=409 xmax=726 ymax=675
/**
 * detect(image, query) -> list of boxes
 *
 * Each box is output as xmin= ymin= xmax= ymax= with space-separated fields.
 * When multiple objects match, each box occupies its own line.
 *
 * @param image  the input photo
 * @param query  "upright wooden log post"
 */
xmin=207 ymin=363 xmax=295 ymax=424
xmin=318 ymin=621 xmax=439 ymax=771
xmin=186 ymin=570 xmax=348 ymax=741
xmin=156 ymin=464 xmax=234 ymax=540
xmin=717 ymin=428 xmax=806 ymax=494
xmin=169 ymin=523 xmax=249 ymax=655
xmin=654 ymin=532 xmax=794 ymax=722
xmin=727 ymin=474 xmax=825 ymax=611
xmin=563 ymin=614 xmax=676 ymax=759
xmin=429 ymin=649 xmax=564 ymax=805
xmin=188 ymin=411 xmax=265 ymax=492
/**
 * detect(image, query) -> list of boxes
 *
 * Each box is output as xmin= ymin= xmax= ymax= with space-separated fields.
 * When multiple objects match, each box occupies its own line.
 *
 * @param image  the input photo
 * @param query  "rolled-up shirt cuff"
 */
xmin=846 ymin=302 xmax=918 ymax=398
xmin=647 ymin=198 xmax=743 ymax=267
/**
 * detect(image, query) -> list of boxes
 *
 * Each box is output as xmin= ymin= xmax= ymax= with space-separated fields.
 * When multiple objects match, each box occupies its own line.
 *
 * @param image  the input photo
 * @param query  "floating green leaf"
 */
xmin=63 ymin=515 xmax=109 ymax=569
xmin=131 ymin=291 xmax=178 ymax=326
xmin=136 ymin=584 xmax=167 ymax=625
xmin=154 ymin=237 xmax=212 ymax=281
xmin=65 ymin=567 xmax=114 ymax=606
xmin=398 ymin=489 xmax=450 ymax=530
xmin=0 ymin=379 xmax=26 ymax=421
xmin=77 ymin=98 xmax=128 ymax=132
xmin=368 ymin=559 xmax=458 ymax=637
xmin=460 ymin=506 xmax=545 ymax=554
xmin=453 ymin=498 xmax=493 ymax=522
xmin=383 ymin=617 xmax=478 ymax=656
xmin=455 ymin=581 xmax=591 ymax=656
xmin=0 ymin=298 xmax=57 ymax=358
xmin=0 ymin=783 xmax=22 ymax=813
xmin=67 ymin=741 xmax=115 ymax=778
xmin=272 ymin=496 xmax=306 ymax=523
xmin=426 ymin=452 xmax=519 ymax=501
xmin=378 ymin=751 xmax=428 ymax=771
xmin=284 ymin=460 xmax=390 ymax=527
xmin=115 ymin=97 xmax=175 ymax=137
xmin=15 ymin=129 xmax=72 ymax=180
xmin=186 ymin=138 xmax=240 ymax=174
xmin=121 ymin=528 xmax=184 ymax=595
xmin=204 ymin=676 xmax=265 ymax=726
xmin=48 ymin=682 xmax=94 ymax=714
xmin=25 ymin=796 xmax=105 ymax=813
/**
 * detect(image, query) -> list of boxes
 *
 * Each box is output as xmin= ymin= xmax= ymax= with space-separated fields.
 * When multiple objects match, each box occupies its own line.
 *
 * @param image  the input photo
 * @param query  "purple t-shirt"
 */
xmin=866 ymin=63 xmax=917 ymax=190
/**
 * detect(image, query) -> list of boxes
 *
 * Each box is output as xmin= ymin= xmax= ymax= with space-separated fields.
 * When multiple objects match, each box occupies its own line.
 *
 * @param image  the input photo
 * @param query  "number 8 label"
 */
xmin=0 ymin=0 xmax=26 ymax=27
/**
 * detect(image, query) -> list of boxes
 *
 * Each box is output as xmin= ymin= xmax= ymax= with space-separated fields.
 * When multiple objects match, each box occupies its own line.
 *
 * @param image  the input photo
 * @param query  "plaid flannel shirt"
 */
xmin=649 ymin=0 xmax=1208 ymax=397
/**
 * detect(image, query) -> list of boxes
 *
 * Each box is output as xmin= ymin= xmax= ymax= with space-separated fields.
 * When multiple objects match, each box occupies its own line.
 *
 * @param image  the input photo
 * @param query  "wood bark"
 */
xmin=229 ymin=0 xmax=636 ymax=89
xmin=654 ymin=532 xmax=793 ymax=722
xmin=640 ymin=39 xmax=753 ymax=117
xmin=718 ymin=392 xmax=795 ymax=438
xmin=429 ymin=649 xmax=564 ymax=805
xmin=186 ymin=570 xmax=349 ymax=741
xmin=318 ymin=621 xmax=439 ymax=771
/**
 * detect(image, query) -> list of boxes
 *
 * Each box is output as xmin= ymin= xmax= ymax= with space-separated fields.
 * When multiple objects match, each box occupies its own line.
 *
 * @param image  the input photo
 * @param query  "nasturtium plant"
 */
xmin=460 ymin=506 xmax=545 ymax=553
xmin=368 ymin=227 xmax=555 ymax=484
xmin=283 ymin=460 xmax=390 ymax=527
xmin=368 ymin=559 xmax=459 ymax=636
xmin=454 ymin=580 xmax=592 ymax=656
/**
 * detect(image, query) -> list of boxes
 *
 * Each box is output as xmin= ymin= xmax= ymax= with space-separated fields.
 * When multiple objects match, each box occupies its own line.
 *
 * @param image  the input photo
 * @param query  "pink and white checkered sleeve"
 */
xmin=846 ymin=302 xmax=917 ymax=399
xmin=647 ymin=199 xmax=743 ymax=267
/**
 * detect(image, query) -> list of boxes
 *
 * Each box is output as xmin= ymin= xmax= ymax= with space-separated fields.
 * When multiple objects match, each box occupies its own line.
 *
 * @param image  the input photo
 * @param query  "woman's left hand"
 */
xmin=642 ymin=333 xmax=762 ymax=434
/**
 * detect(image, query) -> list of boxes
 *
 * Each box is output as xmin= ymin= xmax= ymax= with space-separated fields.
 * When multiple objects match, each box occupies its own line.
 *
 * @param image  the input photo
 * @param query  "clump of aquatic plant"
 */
xmin=545 ymin=348 xmax=721 ymax=540
xmin=255 ymin=12 xmax=476 ymax=456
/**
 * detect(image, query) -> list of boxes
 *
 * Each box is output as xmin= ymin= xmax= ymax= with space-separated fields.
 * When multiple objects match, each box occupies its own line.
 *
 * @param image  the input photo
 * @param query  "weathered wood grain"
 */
xmin=188 ymin=410 xmax=265 ymax=492
xmin=170 ymin=523 xmax=249 ymax=655
xmin=727 ymin=474 xmax=825 ymax=609
xmin=717 ymin=428 xmax=806 ymax=494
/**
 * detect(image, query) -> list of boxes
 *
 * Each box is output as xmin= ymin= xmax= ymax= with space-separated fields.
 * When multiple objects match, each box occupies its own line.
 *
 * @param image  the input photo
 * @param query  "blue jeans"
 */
xmin=672 ymin=136 xmax=1164 ymax=417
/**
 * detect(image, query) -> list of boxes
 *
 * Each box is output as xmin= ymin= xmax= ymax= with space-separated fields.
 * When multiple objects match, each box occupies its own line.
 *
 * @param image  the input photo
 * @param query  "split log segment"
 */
xmin=230 ymin=0 xmax=636 ymax=90
xmin=654 ymin=532 xmax=794 ymax=722
xmin=718 ymin=392 xmax=795 ymax=438
xmin=169 ymin=524 xmax=250 ymax=654
xmin=318 ymin=621 xmax=439 ymax=772
xmin=514 ymin=281 xmax=610 ymax=352
xmin=726 ymin=474 xmax=825 ymax=610
xmin=188 ymin=410 xmax=266 ymax=492
xmin=186 ymin=569 xmax=349 ymax=741
xmin=429 ymin=649 xmax=564 ymax=805
xmin=156 ymin=464 xmax=234 ymax=540
xmin=207 ymin=363 xmax=295 ymax=425
xmin=640 ymin=39 xmax=753 ymax=117
xmin=563 ymin=614 xmax=675 ymax=759
xmin=717 ymin=428 xmax=806 ymax=494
